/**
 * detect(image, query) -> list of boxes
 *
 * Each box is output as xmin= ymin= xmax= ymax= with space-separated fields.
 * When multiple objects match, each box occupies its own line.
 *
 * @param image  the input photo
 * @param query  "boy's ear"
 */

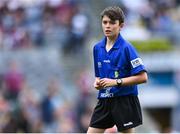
xmin=120 ymin=23 xmax=124 ymax=28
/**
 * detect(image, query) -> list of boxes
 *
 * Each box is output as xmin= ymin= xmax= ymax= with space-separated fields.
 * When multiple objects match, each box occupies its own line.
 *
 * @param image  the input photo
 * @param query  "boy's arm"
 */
xmin=99 ymin=71 xmax=148 ymax=88
xmin=119 ymin=71 xmax=148 ymax=86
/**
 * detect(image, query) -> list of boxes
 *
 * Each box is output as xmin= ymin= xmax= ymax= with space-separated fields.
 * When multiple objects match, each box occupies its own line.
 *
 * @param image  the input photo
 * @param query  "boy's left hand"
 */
xmin=99 ymin=78 xmax=117 ymax=88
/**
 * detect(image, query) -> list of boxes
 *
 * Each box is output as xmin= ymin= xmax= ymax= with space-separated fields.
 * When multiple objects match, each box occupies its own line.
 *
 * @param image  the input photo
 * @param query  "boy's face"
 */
xmin=102 ymin=15 xmax=123 ymax=38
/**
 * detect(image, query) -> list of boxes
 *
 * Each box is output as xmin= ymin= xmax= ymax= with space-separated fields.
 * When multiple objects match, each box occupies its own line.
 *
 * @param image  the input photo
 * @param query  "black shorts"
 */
xmin=89 ymin=95 xmax=142 ymax=132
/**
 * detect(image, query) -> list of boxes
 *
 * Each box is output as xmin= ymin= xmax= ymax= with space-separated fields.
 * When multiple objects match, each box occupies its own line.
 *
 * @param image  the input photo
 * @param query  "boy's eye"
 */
xmin=110 ymin=21 xmax=116 ymax=24
xmin=102 ymin=21 xmax=115 ymax=25
xmin=103 ymin=21 xmax=107 ymax=24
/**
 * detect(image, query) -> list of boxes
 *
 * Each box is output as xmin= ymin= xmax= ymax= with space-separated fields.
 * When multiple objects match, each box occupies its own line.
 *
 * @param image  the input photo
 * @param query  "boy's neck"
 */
xmin=106 ymin=34 xmax=118 ymax=46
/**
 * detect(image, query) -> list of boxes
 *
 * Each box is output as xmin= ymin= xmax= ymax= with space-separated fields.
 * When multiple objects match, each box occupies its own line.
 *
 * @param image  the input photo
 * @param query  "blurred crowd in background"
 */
xmin=0 ymin=0 xmax=180 ymax=133
xmin=0 ymin=0 xmax=89 ymax=53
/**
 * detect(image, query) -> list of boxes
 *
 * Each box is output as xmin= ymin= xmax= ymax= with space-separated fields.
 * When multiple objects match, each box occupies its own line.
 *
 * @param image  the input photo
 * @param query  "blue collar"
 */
xmin=100 ymin=34 xmax=124 ymax=49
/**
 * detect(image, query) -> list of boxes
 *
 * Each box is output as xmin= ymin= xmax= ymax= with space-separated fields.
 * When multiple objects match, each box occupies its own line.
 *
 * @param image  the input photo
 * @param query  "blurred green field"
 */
xmin=130 ymin=39 xmax=173 ymax=52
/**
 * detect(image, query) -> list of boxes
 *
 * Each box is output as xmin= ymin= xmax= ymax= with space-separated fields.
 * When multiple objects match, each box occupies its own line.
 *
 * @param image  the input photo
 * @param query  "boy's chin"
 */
xmin=105 ymin=34 xmax=112 ymax=37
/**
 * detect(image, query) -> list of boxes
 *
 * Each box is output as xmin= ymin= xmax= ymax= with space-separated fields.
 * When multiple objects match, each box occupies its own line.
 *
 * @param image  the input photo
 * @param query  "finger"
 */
xmin=99 ymin=80 xmax=103 ymax=83
xmin=99 ymin=81 xmax=105 ymax=86
xmin=99 ymin=78 xmax=106 ymax=81
xmin=101 ymin=82 xmax=107 ymax=87
xmin=96 ymin=86 xmax=103 ymax=90
xmin=96 ymin=81 xmax=100 ymax=85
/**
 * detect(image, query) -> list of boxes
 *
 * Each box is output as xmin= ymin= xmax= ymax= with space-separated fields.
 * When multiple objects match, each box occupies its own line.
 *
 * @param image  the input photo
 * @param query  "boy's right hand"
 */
xmin=94 ymin=79 xmax=103 ymax=90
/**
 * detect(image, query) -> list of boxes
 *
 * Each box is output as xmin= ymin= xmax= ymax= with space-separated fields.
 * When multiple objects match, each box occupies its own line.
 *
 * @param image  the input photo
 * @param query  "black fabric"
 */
xmin=89 ymin=95 xmax=142 ymax=132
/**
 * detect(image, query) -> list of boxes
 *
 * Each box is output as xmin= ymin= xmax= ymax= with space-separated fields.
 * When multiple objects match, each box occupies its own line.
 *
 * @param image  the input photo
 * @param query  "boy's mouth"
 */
xmin=105 ymin=30 xmax=111 ymax=33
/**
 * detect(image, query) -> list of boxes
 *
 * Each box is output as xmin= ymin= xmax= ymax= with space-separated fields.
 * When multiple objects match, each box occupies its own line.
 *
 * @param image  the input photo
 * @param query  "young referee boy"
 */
xmin=87 ymin=6 xmax=148 ymax=133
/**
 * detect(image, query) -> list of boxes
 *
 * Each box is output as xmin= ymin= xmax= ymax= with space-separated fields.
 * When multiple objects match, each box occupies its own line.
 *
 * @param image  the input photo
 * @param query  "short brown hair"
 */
xmin=100 ymin=6 xmax=125 ymax=23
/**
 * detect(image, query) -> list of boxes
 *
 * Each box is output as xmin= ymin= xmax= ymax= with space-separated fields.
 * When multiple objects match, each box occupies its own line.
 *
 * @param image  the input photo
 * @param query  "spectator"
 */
xmin=40 ymin=78 xmax=66 ymax=132
xmin=62 ymin=3 xmax=89 ymax=54
xmin=3 ymin=60 xmax=24 ymax=101
xmin=18 ymin=82 xmax=42 ymax=133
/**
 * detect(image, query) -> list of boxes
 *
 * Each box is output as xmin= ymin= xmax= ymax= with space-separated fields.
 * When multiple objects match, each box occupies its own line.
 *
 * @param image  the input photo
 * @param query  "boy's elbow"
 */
xmin=143 ymin=77 xmax=148 ymax=83
xmin=138 ymin=71 xmax=148 ymax=84
xmin=142 ymin=72 xmax=148 ymax=83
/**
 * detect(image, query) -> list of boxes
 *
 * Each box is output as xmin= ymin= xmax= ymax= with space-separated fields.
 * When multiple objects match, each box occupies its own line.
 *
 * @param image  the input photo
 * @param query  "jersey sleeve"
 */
xmin=93 ymin=45 xmax=100 ymax=77
xmin=125 ymin=44 xmax=146 ymax=75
